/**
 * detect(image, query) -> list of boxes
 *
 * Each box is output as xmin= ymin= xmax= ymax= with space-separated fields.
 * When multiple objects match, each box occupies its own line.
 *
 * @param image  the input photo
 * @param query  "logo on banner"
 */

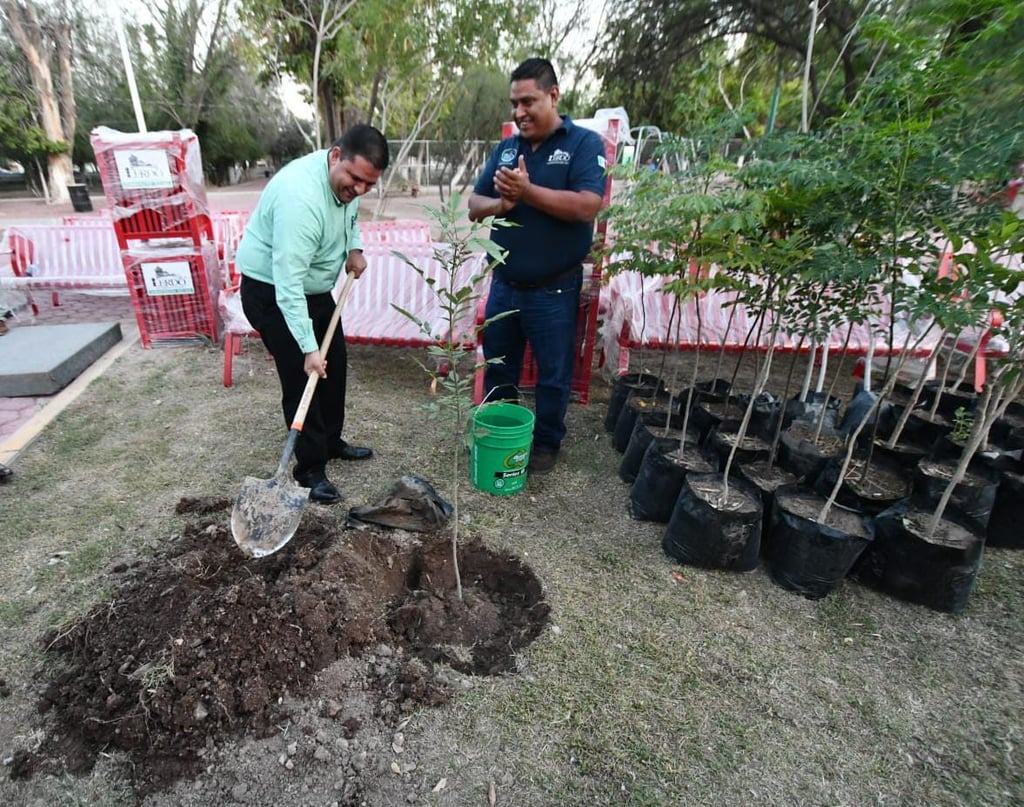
xmin=114 ymin=149 xmax=174 ymax=189
xmin=141 ymin=261 xmax=194 ymax=296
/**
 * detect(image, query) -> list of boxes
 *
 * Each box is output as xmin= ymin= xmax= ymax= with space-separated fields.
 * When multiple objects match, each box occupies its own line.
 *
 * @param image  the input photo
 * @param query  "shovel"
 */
xmin=231 ymin=272 xmax=356 ymax=558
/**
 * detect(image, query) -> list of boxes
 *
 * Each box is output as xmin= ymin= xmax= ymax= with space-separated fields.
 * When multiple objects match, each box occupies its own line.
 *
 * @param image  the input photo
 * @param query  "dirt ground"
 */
xmin=15 ymin=504 xmax=547 ymax=803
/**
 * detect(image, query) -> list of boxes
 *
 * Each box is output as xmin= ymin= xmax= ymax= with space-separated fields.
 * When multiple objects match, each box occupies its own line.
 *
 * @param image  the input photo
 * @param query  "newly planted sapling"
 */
xmin=392 ymin=194 xmax=513 ymax=600
xmin=951 ymin=406 xmax=974 ymax=443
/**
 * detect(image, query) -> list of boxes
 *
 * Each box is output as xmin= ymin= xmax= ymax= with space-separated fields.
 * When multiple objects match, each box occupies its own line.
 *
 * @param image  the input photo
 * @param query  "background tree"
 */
xmin=66 ymin=1 xmax=291 ymax=185
xmin=137 ymin=0 xmax=237 ymax=132
xmin=525 ymin=0 xmax=608 ymax=115
xmin=239 ymin=0 xmax=355 ymax=148
xmin=598 ymin=0 xmax=886 ymax=133
xmin=1 ymin=0 xmax=79 ymax=203
xmin=240 ymin=0 xmax=528 ymax=144
xmin=0 ymin=42 xmax=60 ymax=178
xmin=429 ymin=66 xmax=510 ymax=199
xmin=69 ymin=14 xmax=139 ymax=163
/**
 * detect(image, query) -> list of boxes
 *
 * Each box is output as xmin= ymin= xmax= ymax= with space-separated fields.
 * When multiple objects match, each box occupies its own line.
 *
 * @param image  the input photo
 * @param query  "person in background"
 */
xmin=0 ymin=463 xmax=11 ymax=483
xmin=468 ymin=57 xmax=606 ymax=474
xmin=236 ymin=125 xmax=389 ymax=504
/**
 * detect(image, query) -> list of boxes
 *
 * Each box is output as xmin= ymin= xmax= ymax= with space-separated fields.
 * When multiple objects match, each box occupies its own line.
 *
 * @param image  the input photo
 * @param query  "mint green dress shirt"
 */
xmin=236 ymin=149 xmax=363 ymax=353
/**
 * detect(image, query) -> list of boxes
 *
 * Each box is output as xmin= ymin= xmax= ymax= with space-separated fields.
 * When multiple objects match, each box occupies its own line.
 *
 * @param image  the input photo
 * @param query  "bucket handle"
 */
xmin=465 ymin=385 xmax=522 ymax=449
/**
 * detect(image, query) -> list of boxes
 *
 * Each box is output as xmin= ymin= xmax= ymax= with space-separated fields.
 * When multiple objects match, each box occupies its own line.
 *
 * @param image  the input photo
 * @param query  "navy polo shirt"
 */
xmin=473 ymin=115 xmax=606 ymax=284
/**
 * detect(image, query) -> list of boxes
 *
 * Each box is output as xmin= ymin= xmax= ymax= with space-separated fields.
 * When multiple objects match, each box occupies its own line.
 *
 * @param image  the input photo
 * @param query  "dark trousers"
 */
xmin=482 ymin=272 xmax=582 ymax=453
xmin=240 ymin=275 xmax=347 ymax=478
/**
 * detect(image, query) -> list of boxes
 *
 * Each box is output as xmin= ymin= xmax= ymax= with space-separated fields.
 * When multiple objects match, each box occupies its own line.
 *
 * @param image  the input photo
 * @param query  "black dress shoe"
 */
xmin=294 ymin=472 xmax=343 ymax=504
xmin=330 ymin=439 xmax=374 ymax=461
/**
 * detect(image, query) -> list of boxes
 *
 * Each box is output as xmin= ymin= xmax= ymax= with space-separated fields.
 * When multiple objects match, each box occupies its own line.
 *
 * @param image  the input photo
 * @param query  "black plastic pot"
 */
xmin=619 ymin=411 xmax=697 ymax=484
xmin=924 ymin=382 xmax=977 ymax=419
xmin=890 ymin=381 xmax=934 ymax=410
xmin=911 ymin=459 xmax=998 ymax=535
xmin=852 ymin=500 xmax=984 ymax=614
xmin=604 ymin=373 xmax=666 ymax=432
xmin=778 ymin=391 xmax=842 ymax=437
xmin=933 ymin=434 xmax=1024 ymax=479
xmin=840 ymin=388 xmax=896 ymax=441
xmin=611 ymin=391 xmax=678 ymax=454
xmin=987 ymin=470 xmax=1024 ymax=548
xmin=689 ymin=396 xmax=742 ymax=443
xmin=900 ymin=411 xmax=953 ymax=448
xmin=777 ymin=425 xmax=844 ymax=481
xmin=812 ymin=456 xmax=911 ymax=516
xmin=734 ymin=460 xmax=798 ymax=537
xmin=629 ymin=439 xmax=714 ymax=523
xmin=694 ymin=377 xmax=732 ymax=402
xmin=731 ymin=392 xmax=781 ymax=441
xmin=929 ymin=435 xmax=1024 ymax=476
xmin=990 ymin=401 xmax=1024 ymax=448
xmin=765 ymin=486 xmax=873 ymax=600
xmin=662 ymin=473 xmax=762 ymax=572
xmin=704 ymin=419 xmax=771 ymax=472
xmin=871 ymin=438 xmax=928 ymax=470
xmin=999 ymin=425 xmax=1024 ymax=452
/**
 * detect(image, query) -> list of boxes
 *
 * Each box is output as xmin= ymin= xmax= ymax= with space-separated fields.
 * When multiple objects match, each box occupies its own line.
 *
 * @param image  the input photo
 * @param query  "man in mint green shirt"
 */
xmin=238 ymin=124 xmax=389 ymax=504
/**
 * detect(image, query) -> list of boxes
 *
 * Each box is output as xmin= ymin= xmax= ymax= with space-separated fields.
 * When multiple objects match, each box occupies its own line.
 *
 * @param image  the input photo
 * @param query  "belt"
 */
xmin=502 ymin=265 xmax=582 ymax=290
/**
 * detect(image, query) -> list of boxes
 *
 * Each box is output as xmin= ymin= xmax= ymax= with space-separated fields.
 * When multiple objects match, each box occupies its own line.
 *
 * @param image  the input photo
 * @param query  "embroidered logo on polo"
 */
xmin=548 ymin=149 xmax=571 ymax=165
xmin=500 ymin=148 xmax=517 ymax=165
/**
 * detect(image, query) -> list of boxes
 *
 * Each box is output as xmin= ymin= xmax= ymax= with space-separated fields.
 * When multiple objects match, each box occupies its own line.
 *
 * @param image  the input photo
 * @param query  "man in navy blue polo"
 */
xmin=468 ymin=57 xmax=606 ymax=474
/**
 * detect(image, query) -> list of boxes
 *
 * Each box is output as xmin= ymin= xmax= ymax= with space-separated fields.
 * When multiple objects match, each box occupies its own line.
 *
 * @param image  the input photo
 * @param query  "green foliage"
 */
xmin=599 ymin=0 xmax=884 ymax=132
xmin=0 ymin=35 xmax=68 ymax=165
xmin=951 ymin=406 xmax=974 ymax=442
xmin=433 ymin=65 xmax=510 ymax=142
xmin=392 ymin=194 xmax=511 ymax=443
xmin=238 ymin=0 xmax=532 ymax=139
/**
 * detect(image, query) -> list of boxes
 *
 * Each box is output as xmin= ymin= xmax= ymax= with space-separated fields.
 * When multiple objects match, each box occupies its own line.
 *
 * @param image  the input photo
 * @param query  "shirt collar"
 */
xmin=518 ymin=114 xmax=572 ymax=148
xmin=325 ymin=151 xmax=344 ymax=207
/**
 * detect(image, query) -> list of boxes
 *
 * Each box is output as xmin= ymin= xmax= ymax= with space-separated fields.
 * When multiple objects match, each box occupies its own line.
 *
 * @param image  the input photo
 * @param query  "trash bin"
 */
xmin=67 ymin=183 xmax=93 ymax=212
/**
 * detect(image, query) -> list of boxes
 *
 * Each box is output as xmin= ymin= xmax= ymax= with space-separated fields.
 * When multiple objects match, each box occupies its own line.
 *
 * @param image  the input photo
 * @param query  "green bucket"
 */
xmin=468 ymin=402 xmax=535 ymax=495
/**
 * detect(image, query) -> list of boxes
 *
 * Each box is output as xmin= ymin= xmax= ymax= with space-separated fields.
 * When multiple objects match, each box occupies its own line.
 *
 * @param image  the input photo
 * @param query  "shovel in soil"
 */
xmin=231 ymin=272 xmax=356 ymax=558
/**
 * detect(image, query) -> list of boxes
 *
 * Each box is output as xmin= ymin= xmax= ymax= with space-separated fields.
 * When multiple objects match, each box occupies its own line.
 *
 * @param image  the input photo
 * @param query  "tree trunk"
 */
xmin=318 ymin=79 xmax=344 ymax=145
xmin=2 ymin=0 xmax=75 ymax=205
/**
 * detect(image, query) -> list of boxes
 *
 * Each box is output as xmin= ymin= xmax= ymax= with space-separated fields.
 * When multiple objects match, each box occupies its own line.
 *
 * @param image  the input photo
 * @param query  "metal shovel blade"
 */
xmin=231 ymin=470 xmax=311 ymax=558
xmin=230 ymin=274 xmax=357 ymax=559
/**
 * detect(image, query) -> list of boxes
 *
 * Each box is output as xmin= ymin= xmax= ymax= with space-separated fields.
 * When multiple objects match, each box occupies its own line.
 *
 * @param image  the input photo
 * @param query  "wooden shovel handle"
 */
xmin=289 ymin=272 xmax=357 ymax=433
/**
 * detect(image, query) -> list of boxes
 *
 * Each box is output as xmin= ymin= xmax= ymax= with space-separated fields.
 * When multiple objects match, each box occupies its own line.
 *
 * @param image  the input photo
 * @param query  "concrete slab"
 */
xmin=0 ymin=322 xmax=123 ymax=396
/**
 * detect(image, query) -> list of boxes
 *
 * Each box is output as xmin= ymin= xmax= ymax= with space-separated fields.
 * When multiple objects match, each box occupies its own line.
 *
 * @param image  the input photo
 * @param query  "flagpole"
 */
xmin=114 ymin=3 xmax=147 ymax=132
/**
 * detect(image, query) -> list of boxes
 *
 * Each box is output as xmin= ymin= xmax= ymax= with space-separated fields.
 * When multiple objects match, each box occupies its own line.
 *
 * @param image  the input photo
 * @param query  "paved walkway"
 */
xmin=0 ymin=179 xmax=438 ymax=468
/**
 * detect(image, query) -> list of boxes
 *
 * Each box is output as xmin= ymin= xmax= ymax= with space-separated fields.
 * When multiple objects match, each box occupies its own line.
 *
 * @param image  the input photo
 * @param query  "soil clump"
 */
xmin=13 ymin=498 xmax=549 ymax=799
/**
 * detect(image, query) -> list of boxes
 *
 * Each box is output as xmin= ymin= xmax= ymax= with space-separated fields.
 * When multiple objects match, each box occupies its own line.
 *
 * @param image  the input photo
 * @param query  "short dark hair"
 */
xmin=511 ymin=58 xmax=558 ymax=90
xmin=332 ymin=124 xmax=390 ymax=170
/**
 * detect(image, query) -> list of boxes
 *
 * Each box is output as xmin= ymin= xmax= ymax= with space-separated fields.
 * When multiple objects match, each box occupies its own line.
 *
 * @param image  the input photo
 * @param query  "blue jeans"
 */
xmin=483 ymin=273 xmax=582 ymax=453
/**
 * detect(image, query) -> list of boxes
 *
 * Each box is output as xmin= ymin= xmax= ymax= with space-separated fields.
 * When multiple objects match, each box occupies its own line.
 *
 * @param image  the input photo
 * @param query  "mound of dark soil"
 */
xmin=13 ymin=499 xmax=549 ymax=796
